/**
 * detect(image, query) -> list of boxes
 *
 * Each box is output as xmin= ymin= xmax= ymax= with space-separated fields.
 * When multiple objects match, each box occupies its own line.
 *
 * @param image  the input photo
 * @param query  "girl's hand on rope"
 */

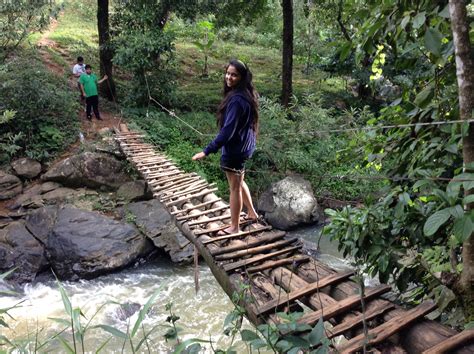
xmin=192 ymin=152 xmax=206 ymax=160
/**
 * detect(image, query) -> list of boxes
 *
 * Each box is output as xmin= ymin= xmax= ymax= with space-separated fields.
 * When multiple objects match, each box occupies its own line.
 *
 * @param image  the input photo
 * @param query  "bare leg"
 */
xmin=223 ymin=171 xmax=243 ymax=234
xmin=241 ymin=177 xmax=258 ymax=219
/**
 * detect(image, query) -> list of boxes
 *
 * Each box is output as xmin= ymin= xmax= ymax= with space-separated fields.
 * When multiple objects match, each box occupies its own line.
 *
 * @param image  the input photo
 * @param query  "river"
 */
xmin=0 ymin=225 xmax=350 ymax=353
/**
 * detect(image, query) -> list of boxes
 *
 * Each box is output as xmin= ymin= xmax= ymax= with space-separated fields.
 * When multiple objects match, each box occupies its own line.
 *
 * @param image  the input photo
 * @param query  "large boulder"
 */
xmin=0 ymin=221 xmax=47 ymax=283
xmin=0 ymin=171 xmax=22 ymax=200
xmin=116 ymin=180 xmax=151 ymax=202
xmin=42 ymin=152 xmax=131 ymax=190
xmin=258 ymin=176 xmax=322 ymax=230
xmin=122 ymin=200 xmax=194 ymax=263
xmin=26 ymin=206 xmax=152 ymax=280
xmin=11 ymin=158 xmax=42 ymax=179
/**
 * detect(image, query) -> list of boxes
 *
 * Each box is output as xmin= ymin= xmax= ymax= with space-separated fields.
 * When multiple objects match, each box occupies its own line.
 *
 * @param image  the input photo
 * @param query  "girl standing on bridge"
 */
xmin=192 ymin=59 xmax=260 ymax=236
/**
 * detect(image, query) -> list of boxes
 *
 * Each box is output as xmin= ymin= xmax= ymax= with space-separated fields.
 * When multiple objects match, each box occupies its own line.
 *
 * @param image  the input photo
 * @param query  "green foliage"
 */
xmin=0 ymin=52 xmax=79 ymax=164
xmin=0 ymin=0 xmax=61 ymax=59
xmin=191 ymin=20 xmax=216 ymax=76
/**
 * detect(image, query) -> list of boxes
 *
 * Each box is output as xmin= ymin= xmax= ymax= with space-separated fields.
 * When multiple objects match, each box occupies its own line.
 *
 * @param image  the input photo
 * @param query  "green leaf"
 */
xmin=0 ymin=268 xmax=17 ymax=280
xmin=463 ymin=195 xmax=474 ymax=205
xmin=412 ymin=12 xmax=426 ymax=29
xmin=93 ymin=324 xmax=127 ymax=339
xmin=95 ymin=337 xmax=112 ymax=354
xmin=453 ymin=215 xmax=473 ymax=242
xmin=339 ymin=42 xmax=352 ymax=62
xmin=439 ymin=5 xmax=450 ymax=18
xmin=131 ymin=283 xmax=166 ymax=338
xmin=425 ymin=28 xmax=443 ymax=57
xmin=401 ymin=16 xmax=410 ymax=29
xmin=423 ymin=208 xmax=451 ymax=236
xmin=173 ymin=338 xmax=209 ymax=354
xmin=413 ymin=179 xmax=432 ymax=190
xmin=47 ymin=317 xmax=70 ymax=326
xmin=241 ymin=329 xmax=260 ymax=342
xmin=56 ymin=335 xmax=75 ymax=354
xmin=448 ymin=205 xmax=464 ymax=219
xmin=414 ymin=85 xmax=434 ymax=108
xmin=307 ymin=318 xmax=324 ymax=346
xmin=57 ymin=281 xmax=72 ymax=317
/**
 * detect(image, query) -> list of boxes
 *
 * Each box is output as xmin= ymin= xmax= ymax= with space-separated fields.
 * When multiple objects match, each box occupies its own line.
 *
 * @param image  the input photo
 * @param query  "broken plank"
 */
xmin=214 ymin=238 xmax=296 ymax=261
xmin=422 ymin=329 xmax=474 ymax=354
xmin=338 ymin=301 xmax=437 ymax=354
xmin=326 ymin=302 xmax=395 ymax=339
xmin=223 ymin=245 xmax=302 ymax=272
xmin=202 ymin=225 xmax=273 ymax=244
xmin=256 ymin=270 xmax=355 ymax=315
xmin=210 ymin=231 xmax=286 ymax=255
xmin=247 ymin=255 xmax=310 ymax=274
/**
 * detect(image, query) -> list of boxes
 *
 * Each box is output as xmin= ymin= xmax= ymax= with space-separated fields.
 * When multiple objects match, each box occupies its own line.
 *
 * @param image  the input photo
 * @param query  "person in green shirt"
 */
xmin=79 ymin=64 xmax=108 ymax=120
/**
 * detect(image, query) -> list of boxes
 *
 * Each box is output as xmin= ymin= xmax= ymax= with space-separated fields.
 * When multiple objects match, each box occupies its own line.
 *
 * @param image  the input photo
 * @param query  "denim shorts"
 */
xmin=220 ymin=155 xmax=248 ymax=175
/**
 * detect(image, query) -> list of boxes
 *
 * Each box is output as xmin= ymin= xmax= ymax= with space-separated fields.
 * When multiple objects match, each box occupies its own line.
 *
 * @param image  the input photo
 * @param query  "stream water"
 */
xmin=0 ymin=225 xmax=351 ymax=353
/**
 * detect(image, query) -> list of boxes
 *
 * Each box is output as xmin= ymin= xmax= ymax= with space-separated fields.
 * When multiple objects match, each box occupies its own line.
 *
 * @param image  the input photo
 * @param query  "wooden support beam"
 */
xmin=171 ymin=198 xmax=223 ymax=215
xmin=256 ymin=270 xmax=355 ymax=315
xmin=223 ymin=245 xmax=302 ymax=272
xmin=176 ymin=205 xmax=229 ymax=221
xmin=215 ymin=238 xmax=296 ymax=261
xmin=422 ymin=329 xmax=474 ymax=354
xmin=246 ymin=255 xmax=310 ymax=274
xmin=165 ymin=188 xmax=218 ymax=207
xmin=326 ymin=302 xmax=394 ymax=339
xmin=294 ymin=285 xmax=392 ymax=328
xmin=338 ymin=301 xmax=437 ymax=354
xmin=210 ymin=231 xmax=286 ymax=255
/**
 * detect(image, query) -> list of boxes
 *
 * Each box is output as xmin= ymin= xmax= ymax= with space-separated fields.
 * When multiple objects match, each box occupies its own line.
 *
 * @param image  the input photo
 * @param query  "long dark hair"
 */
xmin=217 ymin=59 xmax=259 ymax=134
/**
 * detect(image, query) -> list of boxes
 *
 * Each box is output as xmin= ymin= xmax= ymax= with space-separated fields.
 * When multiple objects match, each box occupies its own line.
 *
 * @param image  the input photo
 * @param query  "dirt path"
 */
xmin=37 ymin=18 xmax=123 ymax=138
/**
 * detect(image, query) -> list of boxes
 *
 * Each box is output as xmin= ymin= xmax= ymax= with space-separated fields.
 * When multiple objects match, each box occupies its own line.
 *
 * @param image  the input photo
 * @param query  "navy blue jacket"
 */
xmin=203 ymin=93 xmax=256 ymax=158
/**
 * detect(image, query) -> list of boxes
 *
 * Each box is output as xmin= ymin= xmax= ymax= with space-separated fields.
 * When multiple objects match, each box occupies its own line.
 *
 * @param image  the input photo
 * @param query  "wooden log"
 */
xmin=165 ymin=188 xmax=218 ymax=207
xmin=327 ymin=301 xmax=395 ymax=339
xmin=294 ymin=285 xmax=392 ymax=327
xmin=202 ymin=225 xmax=273 ymax=244
xmin=256 ymin=270 xmax=355 ymax=316
xmin=422 ymin=329 xmax=474 ymax=354
xmin=246 ymin=256 xmax=310 ymax=274
xmin=338 ymin=301 xmax=437 ymax=354
xmin=295 ymin=262 xmax=472 ymax=353
xmin=171 ymin=198 xmax=223 ymax=215
xmin=223 ymin=245 xmax=302 ymax=272
xmin=215 ymin=238 xmax=297 ymax=261
xmin=176 ymin=205 xmax=229 ymax=221
xmin=210 ymin=231 xmax=286 ymax=255
xmin=187 ymin=211 xmax=240 ymax=226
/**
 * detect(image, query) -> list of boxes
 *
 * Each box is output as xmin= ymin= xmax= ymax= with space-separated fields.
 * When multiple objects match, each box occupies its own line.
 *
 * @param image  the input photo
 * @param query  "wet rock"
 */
xmin=11 ymin=158 xmax=42 ymax=179
xmin=0 ymin=171 xmax=22 ymax=200
xmin=0 ymin=221 xmax=47 ymax=283
xmin=25 ymin=206 xmax=58 ymax=244
xmin=258 ymin=176 xmax=322 ymax=230
xmin=46 ymin=206 xmax=152 ymax=280
xmin=115 ymin=302 xmax=141 ymax=321
xmin=122 ymin=200 xmax=193 ymax=263
xmin=117 ymin=180 xmax=150 ymax=202
xmin=42 ymin=152 xmax=131 ymax=190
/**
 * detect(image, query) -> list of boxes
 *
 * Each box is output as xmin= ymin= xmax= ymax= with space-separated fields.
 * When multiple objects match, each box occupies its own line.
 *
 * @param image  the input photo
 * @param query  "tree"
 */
xmin=0 ymin=0 xmax=60 ymax=60
xmin=97 ymin=0 xmax=115 ymax=100
xmin=281 ymin=0 xmax=293 ymax=107
xmin=449 ymin=0 xmax=474 ymax=320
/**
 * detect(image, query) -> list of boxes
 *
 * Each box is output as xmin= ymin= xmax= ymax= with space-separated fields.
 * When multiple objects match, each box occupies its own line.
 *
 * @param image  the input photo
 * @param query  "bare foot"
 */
xmin=217 ymin=227 xmax=240 ymax=236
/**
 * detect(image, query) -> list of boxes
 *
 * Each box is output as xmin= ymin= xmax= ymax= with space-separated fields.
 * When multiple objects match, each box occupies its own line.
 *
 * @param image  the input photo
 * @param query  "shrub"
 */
xmin=0 ymin=52 xmax=79 ymax=164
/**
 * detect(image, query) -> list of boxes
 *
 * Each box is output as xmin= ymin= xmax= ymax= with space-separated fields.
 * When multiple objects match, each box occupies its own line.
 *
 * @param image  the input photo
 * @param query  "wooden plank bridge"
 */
xmin=115 ymin=128 xmax=474 ymax=353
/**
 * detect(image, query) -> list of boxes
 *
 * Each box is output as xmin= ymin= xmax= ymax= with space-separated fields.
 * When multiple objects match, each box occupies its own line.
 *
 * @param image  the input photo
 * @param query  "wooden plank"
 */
xmin=176 ymin=205 xmax=229 ymax=221
xmin=158 ymin=180 xmax=207 ymax=197
xmin=293 ymin=285 xmax=392 ymax=328
xmin=138 ymin=162 xmax=175 ymax=170
xmin=165 ymin=188 xmax=218 ymax=207
xmin=187 ymin=211 xmax=243 ymax=226
xmin=193 ymin=217 xmax=257 ymax=235
xmin=136 ymin=160 xmax=170 ymax=167
xmin=149 ymin=173 xmax=198 ymax=186
xmin=215 ymin=238 xmax=297 ymax=261
xmin=256 ymin=270 xmax=355 ymax=315
xmin=161 ymin=183 xmax=214 ymax=202
xmin=202 ymin=225 xmax=273 ymax=244
xmin=210 ymin=231 xmax=286 ymax=255
xmin=171 ymin=198 xmax=223 ymax=215
xmin=247 ymin=256 xmax=310 ymax=274
xmin=422 ymin=329 xmax=474 ymax=354
xmin=339 ymin=301 xmax=437 ymax=354
xmin=146 ymin=170 xmax=182 ymax=179
xmin=327 ymin=302 xmax=395 ymax=339
xmin=223 ymin=245 xmax=302 ymax=272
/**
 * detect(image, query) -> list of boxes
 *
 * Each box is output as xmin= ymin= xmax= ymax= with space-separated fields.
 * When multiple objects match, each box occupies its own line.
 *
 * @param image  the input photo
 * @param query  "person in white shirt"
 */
xmin=72 ymin=56 xmax=86 ymax=101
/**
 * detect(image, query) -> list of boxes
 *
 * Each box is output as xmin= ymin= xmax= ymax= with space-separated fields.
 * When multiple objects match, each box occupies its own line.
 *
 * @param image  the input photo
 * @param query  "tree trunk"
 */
xmin=281 ymin=0 xmax=293 ymax=107
xmin=449 ymin=0 xmax=474 ymax=320
xmin=97 ymin=0 xmax=115 ymax=100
